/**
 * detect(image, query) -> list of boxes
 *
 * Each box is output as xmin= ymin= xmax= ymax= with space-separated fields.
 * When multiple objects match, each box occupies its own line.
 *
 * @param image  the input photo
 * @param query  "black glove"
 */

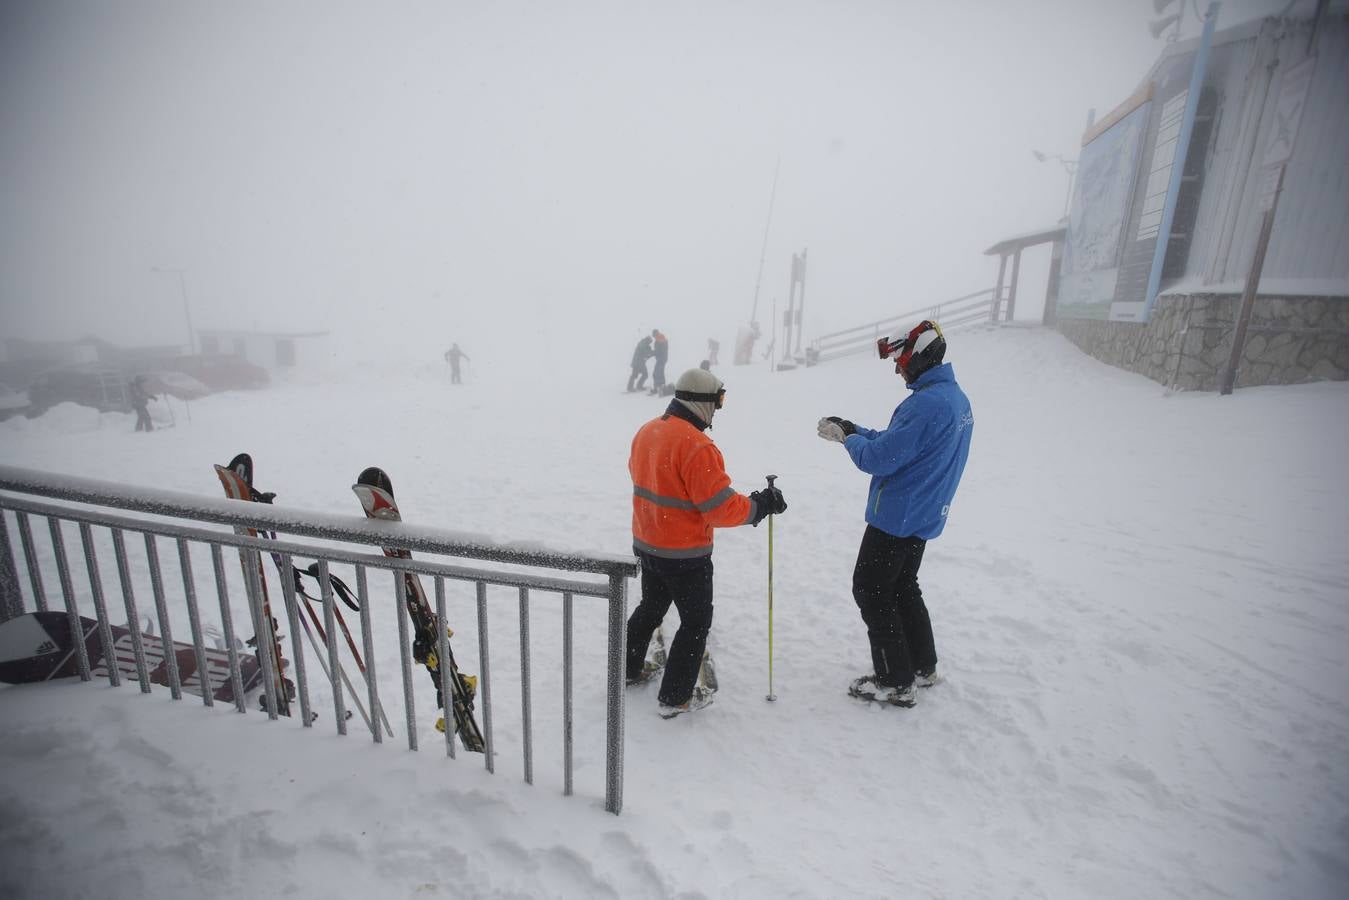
xmin=748 ymin=487 xmax=787 ymax=526
xmin=826 ymin=416 xmax=857 ymax=436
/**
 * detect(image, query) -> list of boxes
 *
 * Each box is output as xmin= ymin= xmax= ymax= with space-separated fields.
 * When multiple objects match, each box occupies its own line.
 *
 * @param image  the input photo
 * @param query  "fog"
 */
xmin=0 ymin=0 xmax=1288 ymax=370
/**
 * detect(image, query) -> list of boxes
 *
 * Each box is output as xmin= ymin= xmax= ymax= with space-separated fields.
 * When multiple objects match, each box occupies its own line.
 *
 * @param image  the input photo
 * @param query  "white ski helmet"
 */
xmin=674 ymin=368 xmax=725 ymax=426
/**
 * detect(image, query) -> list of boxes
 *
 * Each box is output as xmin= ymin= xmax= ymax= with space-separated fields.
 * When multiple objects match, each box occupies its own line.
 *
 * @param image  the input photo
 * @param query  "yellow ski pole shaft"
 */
xmin=766 ymin=474 xmax=777 ymax=701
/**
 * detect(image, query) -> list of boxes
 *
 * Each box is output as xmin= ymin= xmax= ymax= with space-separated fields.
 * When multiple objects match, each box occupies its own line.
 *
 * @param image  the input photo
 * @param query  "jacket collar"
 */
xmin=662 ymin=400 xmax=708 ymax=431
xmin=907 ymin=362 xmax=955 ymax=393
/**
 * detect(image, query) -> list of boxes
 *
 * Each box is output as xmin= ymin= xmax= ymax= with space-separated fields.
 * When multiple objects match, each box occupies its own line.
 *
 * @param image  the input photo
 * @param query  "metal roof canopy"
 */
xmin=983 ymin=225 xmax=1067 ymax=324
xmin=983 ymin=225 xmax=1066 ymax=257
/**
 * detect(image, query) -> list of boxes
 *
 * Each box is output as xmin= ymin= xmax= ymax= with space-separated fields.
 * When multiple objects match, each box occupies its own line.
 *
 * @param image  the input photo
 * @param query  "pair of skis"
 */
xmin=352 ymin=467 xmax=485 ymax=753
xmin=214 ymin=455 xmax=483 ymax=751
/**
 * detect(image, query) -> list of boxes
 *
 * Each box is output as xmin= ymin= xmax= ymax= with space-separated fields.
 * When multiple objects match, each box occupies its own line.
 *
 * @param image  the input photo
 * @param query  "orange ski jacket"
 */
xmin=630 ymin=407 xmax=755 ymax=558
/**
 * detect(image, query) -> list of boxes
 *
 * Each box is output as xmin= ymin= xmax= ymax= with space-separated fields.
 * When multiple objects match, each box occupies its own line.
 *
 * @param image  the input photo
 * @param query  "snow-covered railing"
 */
xmin=0 ymin=465 xmax=638 ymax=815
xmin=808 ymin=288 xmax=999 ymax=363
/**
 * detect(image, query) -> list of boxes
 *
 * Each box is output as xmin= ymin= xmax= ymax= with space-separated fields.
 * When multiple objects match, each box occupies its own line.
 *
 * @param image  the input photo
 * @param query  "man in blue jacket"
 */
xmin=817 ymin=320 xmax=972 ymax=708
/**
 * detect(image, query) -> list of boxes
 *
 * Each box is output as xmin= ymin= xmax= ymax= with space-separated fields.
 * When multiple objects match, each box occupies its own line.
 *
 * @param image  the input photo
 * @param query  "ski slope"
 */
xmin=1 ymin=326 xmax=1346 ymax=899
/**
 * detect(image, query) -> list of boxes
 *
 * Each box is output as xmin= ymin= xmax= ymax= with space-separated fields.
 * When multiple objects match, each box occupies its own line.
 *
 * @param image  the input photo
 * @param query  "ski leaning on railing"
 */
xmin=214 ymin=452 xmax=388 ymax=734
xmin=352 ymin=466 xmax=485 ymax=753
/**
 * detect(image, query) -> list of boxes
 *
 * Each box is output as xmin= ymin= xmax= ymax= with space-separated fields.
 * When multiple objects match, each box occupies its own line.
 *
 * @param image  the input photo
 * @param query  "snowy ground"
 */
xmin=1 ymin=326 xmax=1346 ymax=899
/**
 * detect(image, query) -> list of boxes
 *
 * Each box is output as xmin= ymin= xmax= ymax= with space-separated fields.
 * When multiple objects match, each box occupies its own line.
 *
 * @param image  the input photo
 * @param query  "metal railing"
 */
xmin=0 ymin=465 xmax=638 ymax=814
xmin=808 ymin=288 xmax=1000 ymax=363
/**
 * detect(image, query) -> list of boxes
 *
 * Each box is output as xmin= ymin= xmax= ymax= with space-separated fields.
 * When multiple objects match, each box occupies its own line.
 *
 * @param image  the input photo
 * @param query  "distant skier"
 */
xmin=625 ymin=367 xmax=787 ymax=718
xmin=649 ymin=329 xmax=669 ymax=395
xmin=444 ymin=344 xmax=471 ymax=384
xmin=627 ymin=334 xmax=654 ymax=392
xmin=707 ymin=337 xmax=720 ymax=365
xmin=130 ymin=375 xmax=156 ymax=432
xmin=816 ymin=320 xmax=972 ymax=708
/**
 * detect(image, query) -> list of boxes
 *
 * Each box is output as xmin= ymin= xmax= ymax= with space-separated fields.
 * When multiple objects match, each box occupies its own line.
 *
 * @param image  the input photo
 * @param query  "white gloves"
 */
xmin=816 ymin=417 xmax=847 ymax=443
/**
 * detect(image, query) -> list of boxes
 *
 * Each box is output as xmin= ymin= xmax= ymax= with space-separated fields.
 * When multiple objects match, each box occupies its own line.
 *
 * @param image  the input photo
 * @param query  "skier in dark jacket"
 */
xmin=817 ymin=320 xmax=972 ymax=708
xmin=444 ymin=343 xmax=471 ymax=384
xmin=649 ymin=329 xmax=669 ymax=395
xmin=130 ymin=376 xmax=156 ymax=432
xmin=627 ymin=335 xmax=654 ymax=392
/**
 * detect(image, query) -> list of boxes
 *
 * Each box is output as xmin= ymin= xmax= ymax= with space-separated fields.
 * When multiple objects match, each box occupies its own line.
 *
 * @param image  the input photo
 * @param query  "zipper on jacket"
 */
xmin=872 ymin=485 xmax=884 ymax=515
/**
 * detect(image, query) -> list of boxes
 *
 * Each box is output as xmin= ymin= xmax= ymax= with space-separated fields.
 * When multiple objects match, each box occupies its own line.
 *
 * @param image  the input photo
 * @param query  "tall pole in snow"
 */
xmin=748 ymin=158 xmax=780 ymax=327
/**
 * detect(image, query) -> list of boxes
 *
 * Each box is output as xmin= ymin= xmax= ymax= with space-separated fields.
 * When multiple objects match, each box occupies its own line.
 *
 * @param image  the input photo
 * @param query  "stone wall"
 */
xmin=1055 ymin=292 xmax=1349 ymax=392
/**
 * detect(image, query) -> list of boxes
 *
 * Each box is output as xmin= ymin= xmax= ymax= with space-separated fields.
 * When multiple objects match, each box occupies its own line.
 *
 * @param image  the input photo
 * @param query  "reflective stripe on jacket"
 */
xmin=630 ymin=404 xmax=754 ymax=558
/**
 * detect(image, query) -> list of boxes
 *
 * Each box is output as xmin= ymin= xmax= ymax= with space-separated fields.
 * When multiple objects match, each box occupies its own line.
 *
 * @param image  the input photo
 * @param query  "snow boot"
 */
xmin=848 ymin=675 xmax=917 ymax=708
xmin=914 ymin=667 xmax=943 ymax=689
xmin=658 ymin=686 xmax=714 ymax=719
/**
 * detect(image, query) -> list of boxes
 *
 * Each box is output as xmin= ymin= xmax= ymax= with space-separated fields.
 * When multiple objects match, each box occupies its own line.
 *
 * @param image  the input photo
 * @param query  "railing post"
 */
xmin=0 ymin=513 xmax=24 ymax=622
xmin=144 ymin=535 xmax=183 ymax=700
xmin=518 ymin=585 xmax=533 ymax=785
xmin=562 ymin=591 xmax=573 ymax=797
xmin=316 ymin=560 xmax=347 ymax=734
xmin=78 ymin=524 xmax=118 ymax=687
xmin=15 ymin=512 xmax=47 ymax=612
xmin=604 ymin=574 xmax=627 ymax=815
xmin=278 ymin=552 xmax=314 ymax=728
xmin=49 ymin=518 xmax=91 ymax=681
xmin=476 ymin=581 xmax=494 ymax=774
xmin=176 ymin=539 xmax=213 ymax=708
xmin=210 ymin=544 xmax=247 ymax=713
xmin=110 ymin=529 xmax=152 ymax=693
xmin=393 ymin=572 xmax=417 ymax=750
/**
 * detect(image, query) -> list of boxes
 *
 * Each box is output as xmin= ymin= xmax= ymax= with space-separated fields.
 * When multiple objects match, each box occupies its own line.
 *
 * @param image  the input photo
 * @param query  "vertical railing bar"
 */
xmin=394 ymin=571 xmax=417 ymax=751
xmin=519 ymin=585 xmax=533 ymax=786
xmin=476 ymin=580 xmax=494 ymax=774
xmin=357 ymin=564 xmax=383 ymax=744
xmin=240 ymin=547 xmax=280 ymax=721
xmin=78 ymin=523 xmax=118 ymax=687
xmin=16 ymin=511 xmax=48 ymax=612
xmin=176 ymin=539 xmax=213 ymax=707
xmin=48 ymin=518 xmax=91 ymax=681
xmin=210 ymin=544 xmax=248 ymax=713
xmin=277 ymin=552 xmax=313 ymax=728
xmin=143 ymin=534 xmax=182 ymax=700
xmin=435 ymin=576 xmax=455 ymax=759
xmin=316 ymin=559 xmax=347 ymax=736
xmin=0 ymin=512 xmax=24 ymax=622
xmin=604 ymin=574 xmax=628 ymax=815
xmin=110 ymin=528 xmax=152 ymax=693
xmin=562 ymin=590 xmax=573 ymax=797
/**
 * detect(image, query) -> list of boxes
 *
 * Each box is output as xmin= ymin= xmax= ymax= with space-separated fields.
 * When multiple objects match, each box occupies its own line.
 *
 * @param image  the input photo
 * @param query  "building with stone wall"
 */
xmin=1052 ymin=10 xmax=1348 ymax=391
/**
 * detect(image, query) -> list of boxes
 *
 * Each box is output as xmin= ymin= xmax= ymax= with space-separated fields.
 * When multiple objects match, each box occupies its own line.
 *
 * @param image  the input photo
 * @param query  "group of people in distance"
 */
xmin=624 ymin=319 xmax=973 ymax=718
xmin=627 ymin=330 xmax=722 ymax=395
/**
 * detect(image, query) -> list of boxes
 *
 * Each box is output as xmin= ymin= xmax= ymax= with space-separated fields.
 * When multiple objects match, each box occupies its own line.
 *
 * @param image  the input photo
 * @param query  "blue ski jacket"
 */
xmin=843 ymin=363 xmax=973 ymax=540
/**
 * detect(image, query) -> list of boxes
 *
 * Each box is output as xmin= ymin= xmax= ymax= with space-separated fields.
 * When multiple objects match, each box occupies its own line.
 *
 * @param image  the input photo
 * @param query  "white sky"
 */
xmin=0 ymin=0 xmax=1290 ymax=365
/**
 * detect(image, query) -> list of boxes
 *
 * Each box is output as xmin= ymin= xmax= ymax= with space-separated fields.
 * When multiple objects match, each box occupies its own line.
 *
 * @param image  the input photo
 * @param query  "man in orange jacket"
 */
xmin=626 ymin=367 xmax=787 ymax=717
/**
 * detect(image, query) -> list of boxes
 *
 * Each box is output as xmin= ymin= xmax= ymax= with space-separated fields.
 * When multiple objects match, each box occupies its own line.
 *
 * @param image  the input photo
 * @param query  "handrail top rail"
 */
xmin=812 ymin=288 xmax=995 ymax=344
xmin=0 ymin=492 xmax=616 ymax=598
xmin=0 ymin=464 xmax=638 ymax=579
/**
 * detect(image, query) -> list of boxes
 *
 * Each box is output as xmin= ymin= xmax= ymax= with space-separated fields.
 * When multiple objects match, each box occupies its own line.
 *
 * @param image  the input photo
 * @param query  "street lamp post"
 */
xmin=151 ymin=266 xmax=196 ymax=355
xmin=1032 ymin=151 xmax=1079 ymax=222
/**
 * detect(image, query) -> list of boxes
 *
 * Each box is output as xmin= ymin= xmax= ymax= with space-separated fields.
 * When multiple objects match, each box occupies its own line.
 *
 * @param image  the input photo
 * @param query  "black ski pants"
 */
xmin=626 ymin=550 xmax=713 ymax=706
xmin=134 ymin=405 xmax=153 ymax=432
xmin=852 ymin=525 xmax=935 ymax=688
xmin=627 ymin=364 xmax=649 ymax=392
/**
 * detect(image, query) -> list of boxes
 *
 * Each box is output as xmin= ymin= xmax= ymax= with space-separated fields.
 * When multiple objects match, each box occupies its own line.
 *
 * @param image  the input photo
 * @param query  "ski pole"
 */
xmin=766 ymin=473 xmax=777 ymax=702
